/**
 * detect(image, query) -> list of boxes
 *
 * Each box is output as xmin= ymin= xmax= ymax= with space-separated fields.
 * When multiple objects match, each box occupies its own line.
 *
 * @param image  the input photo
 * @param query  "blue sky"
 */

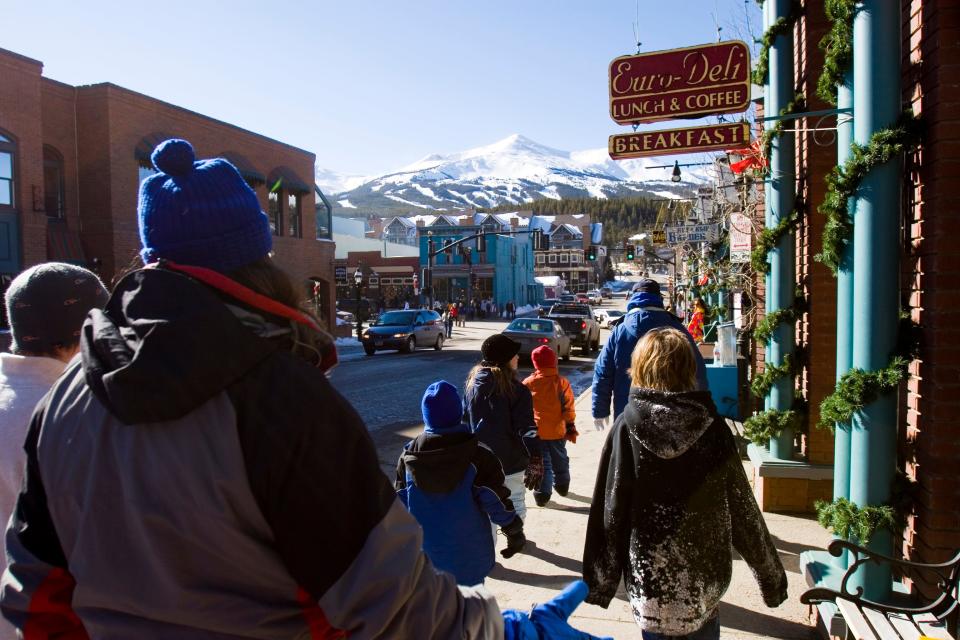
xmin=5 ymin=1 xmax=761 ymax=176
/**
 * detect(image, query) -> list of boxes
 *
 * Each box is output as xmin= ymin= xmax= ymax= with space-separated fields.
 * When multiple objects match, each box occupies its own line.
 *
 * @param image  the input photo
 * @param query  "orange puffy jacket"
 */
xmin=522 ymin=368 xmax=576 ymax=440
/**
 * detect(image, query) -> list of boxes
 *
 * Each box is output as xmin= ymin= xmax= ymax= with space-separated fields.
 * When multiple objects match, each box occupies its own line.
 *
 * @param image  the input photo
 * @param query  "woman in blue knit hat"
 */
xmin=0 ymin=139 xmax=604 ymax=640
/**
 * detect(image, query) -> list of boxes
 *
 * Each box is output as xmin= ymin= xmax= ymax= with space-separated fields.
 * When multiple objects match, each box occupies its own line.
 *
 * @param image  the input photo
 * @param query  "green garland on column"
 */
xmin=751 ymin=1 xmax=803 ymax=86
xmin=817 ymin=357 xmax=908 ymax=431
xmin=750 ymin=206 xmax=801 ymax=273
xmin=816 ymin=113 xmax=923 ymax=274
xmin=814 ymin=499 xmax=897 ymax=545
xmin=750 ymin=353 xmax=800 ymax=398
xmin=743 ymin=402 xmax=806 ymax=446
xmin=760 ymin=95 xmax=806 ymax=169
xmin=816 ymin=0 xmax=857 ymax=105
xmin=752 ymin=289 xmax=805 ymax=344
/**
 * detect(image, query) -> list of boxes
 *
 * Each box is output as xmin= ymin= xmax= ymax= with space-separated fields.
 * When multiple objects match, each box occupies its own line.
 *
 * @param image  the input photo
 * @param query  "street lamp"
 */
xmin=354 ymin=266 xmax=364 ymax=341
xmin=426 ymin=230 xmax=435 ymax=310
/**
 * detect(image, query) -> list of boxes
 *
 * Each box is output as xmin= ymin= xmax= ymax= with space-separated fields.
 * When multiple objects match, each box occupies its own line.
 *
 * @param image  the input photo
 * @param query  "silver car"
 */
xmin=502 ymin=318 xmax=572 ymax=361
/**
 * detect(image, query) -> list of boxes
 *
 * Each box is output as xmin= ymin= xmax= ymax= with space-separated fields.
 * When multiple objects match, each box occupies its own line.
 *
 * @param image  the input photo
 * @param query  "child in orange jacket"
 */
xmin=522 ymin=345 xmax=577 ymax=507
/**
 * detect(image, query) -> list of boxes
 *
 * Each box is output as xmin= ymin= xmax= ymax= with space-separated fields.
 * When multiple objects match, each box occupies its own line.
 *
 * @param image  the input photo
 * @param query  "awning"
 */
xmin=46 ymin=221 xmax=87 ymax=266
xmin=218 ymin=151 xmax=266 ymax=185
xmin=267 ymin=166 xmax=311 ymax=194
xmin=134 ymin=132 xmax=176 ymax=167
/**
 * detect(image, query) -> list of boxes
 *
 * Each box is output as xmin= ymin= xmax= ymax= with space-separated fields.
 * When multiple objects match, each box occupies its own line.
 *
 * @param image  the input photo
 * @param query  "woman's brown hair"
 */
xmin=629 ymin=328 xmax=697 ymax=392
xmin=465 ymin=362 xmax=516 ymax=401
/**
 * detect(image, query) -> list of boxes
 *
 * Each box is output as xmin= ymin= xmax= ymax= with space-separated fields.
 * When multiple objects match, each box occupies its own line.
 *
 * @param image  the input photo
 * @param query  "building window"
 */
xmin=536 ymin=253 xmax=545 ymax=264
xmin=560 ymin=253 xmax=569 ymax=264
xmin=570 ymin=253 xmax=579 ymax=264
xmin=0 ymin=133 xmax=14 ymax=208
xmin=268 ymin=190 xmax=283 ymax=236
xmin=548 ymin=253 xmax=557 ymax=264
xmin=43 ymin=146 xmax=65 ymax=219
xmin=287 ymin=192 xmax=301 ymax=238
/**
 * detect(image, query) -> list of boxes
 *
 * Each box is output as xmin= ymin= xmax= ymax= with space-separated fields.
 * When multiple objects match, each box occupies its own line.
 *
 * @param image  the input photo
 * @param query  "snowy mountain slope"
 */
xmin=326 ymin=134 xmax=712 ymax=215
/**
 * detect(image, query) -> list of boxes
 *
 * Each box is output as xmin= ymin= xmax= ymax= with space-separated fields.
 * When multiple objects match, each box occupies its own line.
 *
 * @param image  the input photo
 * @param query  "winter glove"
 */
xmin=502 ymin=580 xmax=613 ymax=640
xmin=523 ymin=454 xmax=544 ymax=491
xmin=564 ymin=422 xmax=579 ymax=444
xmin=593 ymin=416 xmax=609 ymax=431
xmin=500 ymin=515 xmax=526 ymax=559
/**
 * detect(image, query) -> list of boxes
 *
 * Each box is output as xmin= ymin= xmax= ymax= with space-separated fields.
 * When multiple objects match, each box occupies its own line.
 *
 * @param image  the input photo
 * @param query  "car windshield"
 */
xmin=507 ymin=319 xmax=553 ymax=333
xmin=373 ymin=311 xmax=416 ymax=326
xmin=606 ymin=310 xmax=623 ymax=318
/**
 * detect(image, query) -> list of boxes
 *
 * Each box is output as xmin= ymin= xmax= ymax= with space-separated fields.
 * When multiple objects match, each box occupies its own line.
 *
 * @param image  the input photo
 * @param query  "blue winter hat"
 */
xmin=138 ymin=139 xmax=272 ymax=272
xmin=421 ymin=381 xmax=467 ymax=434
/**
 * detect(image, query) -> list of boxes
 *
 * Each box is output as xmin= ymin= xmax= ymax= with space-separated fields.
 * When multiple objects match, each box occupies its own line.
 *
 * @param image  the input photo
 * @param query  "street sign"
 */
xmin=729 ymin=212 xmax=752 ymax=263
xmin=334 ymin=265 xmax=347 ymax=282
xmin=665 ymin=223 xmax=720 ymax=244
xmin=368 ymin=275 xmax=379 ymax=287
xmin=651 ymin=229 xmax=666 ymax=244
xmin=609 ymin=41 xmax=751 ymax=125
xmin=609 ymin=122 xmax=751 ymax=160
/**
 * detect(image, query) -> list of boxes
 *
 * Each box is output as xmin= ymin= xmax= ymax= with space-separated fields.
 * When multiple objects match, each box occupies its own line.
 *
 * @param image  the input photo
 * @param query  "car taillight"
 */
xmin=538 ymin=338 xmax=550 ymax=344
xmin=580 ymin=321 xmax=586 ymax=330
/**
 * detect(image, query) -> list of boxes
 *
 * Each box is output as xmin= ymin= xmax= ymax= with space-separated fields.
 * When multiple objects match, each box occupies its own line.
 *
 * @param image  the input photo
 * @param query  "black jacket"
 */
xmin=582 ymin=387 xmax=787 ymax=635
xmin=464 ymin=368 xmax=541 ymax=475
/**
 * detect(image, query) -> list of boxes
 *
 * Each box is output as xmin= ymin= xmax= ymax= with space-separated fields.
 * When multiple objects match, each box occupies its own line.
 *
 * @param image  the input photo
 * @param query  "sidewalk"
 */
xmin=483 ymin=388 xmax=830 ymax=639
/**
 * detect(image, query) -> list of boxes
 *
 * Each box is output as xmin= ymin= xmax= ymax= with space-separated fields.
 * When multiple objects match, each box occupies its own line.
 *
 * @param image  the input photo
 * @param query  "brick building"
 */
xmin=0 ymin=47 xmax=336 ymax=329
xmin=745 ymin=0 xmax=960 ymax=619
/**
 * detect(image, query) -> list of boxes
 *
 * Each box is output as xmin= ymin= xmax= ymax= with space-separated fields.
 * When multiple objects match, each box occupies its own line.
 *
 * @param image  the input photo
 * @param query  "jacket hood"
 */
xmin=622 ymin=387 xmax=716 ymax=459
xmin=626 ymin=291 xmax=664 ymax=312
xmin=80 ymin=268 xmax=283 ymax=424
xmin=403 ymin=432 xmax=478 ymax=493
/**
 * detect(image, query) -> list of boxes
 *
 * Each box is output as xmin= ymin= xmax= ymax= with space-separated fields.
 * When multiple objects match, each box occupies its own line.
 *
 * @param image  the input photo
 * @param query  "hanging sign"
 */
xmin=665 ymin=223 xmax=720 ymax=245
xmin=609 ymin=122 xmax=750 ymax=160
xmin=609 ymin=40 xmax=751 ymax=125
xmin=334 ymin=266 xmax=347 ymax=282
xmin=729 ymin=212 xmax=752 ymax=263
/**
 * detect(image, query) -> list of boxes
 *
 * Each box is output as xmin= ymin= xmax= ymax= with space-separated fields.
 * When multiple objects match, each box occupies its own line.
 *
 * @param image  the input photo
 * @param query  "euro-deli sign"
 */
xmin=609 ymin=122 xmax=750 ymax=160
xmin=609 ymin=41 xmax=751 ymax=125
xmin=665 ymin=223 xmax=720 ymax=245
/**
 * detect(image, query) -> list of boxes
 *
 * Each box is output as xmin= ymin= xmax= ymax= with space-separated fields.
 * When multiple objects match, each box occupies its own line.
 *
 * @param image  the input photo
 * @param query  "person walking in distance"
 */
xmin=0 ymin=139 xmax=602 ymax=640
xmin=591 ymin=279 xmax=707 ymax=431
xmin=464 ymin=334 xmax=544 ymax=549
xmin=583 ymin=328 xmax=787 ymax=638
xmin=0 ymin=263 xmax=108 ymax=640
xmin=522 ymin=346 xmax=577 ymax=507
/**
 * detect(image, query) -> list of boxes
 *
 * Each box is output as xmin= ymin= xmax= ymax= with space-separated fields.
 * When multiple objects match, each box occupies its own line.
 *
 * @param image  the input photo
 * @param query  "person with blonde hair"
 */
xmin=583 ymin=328 xmax=786 ymax=639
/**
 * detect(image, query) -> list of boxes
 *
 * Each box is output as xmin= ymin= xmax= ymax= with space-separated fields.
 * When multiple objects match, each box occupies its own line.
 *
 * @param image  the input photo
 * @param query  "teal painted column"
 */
xmin=762 ymin=0 xmax=773 ymax=418
xmin=766 ymin=0 xmax=796 ymax=460
xmin=833 ymin=78 xmax=855 ymax=569
xmin=849 ymin=0 xmax=901 ymax=599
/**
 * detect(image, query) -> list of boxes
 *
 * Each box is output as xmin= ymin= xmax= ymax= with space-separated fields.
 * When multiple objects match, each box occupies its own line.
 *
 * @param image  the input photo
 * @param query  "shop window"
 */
xmin=268 ymin=190 xmax=283 ymax=236
xmin=0 ymin=133 xmax=14 ymax=208
xmin=560 ymin=253 xmax=569 ymax=264
xmin=43 ymin=146 xmax=65 ymax=219
xmin=287 ymin=192 xmax=302 ymax=238
xmin=570 ymin=253 xmax=579 ymax=264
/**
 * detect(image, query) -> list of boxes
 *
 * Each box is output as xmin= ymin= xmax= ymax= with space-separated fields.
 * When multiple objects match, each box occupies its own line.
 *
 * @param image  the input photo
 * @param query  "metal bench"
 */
xmin=801 ymin=540 xmax=960 ymax=640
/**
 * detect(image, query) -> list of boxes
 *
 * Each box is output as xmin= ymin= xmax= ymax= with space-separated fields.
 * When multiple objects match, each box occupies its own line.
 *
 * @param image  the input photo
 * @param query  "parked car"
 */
xmin=537 ymin=298 xmax=560 ymax=317
xmin=547 ymin=303 xmax=601 ymax=354
xmin=594 ymin=309 xmax=624 ymax=328
xmin=586 ymin=289 xmax=603 ymax=305
xmin=559 ymin=293 xmax=576 ymax=303
xmin=575 ymin=292 xmax=590 ymax=304
xmin=361 ymin=309 xmax=444 ymax=355
xmin=502 ymin=318 xmax=571 ymax=361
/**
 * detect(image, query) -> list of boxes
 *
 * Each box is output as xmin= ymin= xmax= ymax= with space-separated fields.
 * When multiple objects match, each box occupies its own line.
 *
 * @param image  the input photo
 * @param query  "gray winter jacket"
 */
xmin=582 ymin=387 xmax=787 ymax=635
xmin=0 ymin=267 xmax=502 ymax=639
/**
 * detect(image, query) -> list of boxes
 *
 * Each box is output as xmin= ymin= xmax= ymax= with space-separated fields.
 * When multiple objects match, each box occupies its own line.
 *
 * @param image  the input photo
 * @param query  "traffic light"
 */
xmin=626 ymin=244 xmax=635 ymax=261
xmin=587 ymin=245 xmax=597 ymax=261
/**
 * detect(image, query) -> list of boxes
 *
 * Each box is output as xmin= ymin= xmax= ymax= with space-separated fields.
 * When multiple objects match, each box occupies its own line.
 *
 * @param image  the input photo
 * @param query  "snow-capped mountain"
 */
xmin=323 ymin=134 xmax=712 ymax=215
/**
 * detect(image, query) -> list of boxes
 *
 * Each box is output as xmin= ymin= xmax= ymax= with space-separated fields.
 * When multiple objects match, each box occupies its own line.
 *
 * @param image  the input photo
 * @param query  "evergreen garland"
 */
xmin=752 ymin=3 xmax=803 ymax=86
xmin=750 ymin=353 xmax=799 ymax=398
xmin=761 ymin=95 xmax=806 ymax=170
xmin=750 ymin=206 xmax=801 ymax=273
xmin=743 ymin=407 xmax=805 ymax=446
xmin=752 ymin=290 xmax=805 ymax=344
xmin=816 ymin=113 xmax=923 ymax=274
xmin=817 ymin=357 xmax=908 ymax=431
xmin=815 ymin=498 xmax=897 ymax=546
xmin=816 ymin=0 xmax=856 ymax=105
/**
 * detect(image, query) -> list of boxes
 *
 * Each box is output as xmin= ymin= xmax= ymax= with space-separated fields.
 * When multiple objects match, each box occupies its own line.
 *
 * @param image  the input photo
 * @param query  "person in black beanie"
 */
xmin=464 ymin=334 xmax=543 ymax=551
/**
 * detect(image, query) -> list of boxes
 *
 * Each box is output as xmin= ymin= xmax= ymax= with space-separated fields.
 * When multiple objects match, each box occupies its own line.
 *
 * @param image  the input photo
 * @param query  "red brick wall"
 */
xmin=40 ymin=79 xmax=81 ymax=236
xmin=902 ymin=0 xmax=960 ymax=579
xmin=0 ymin=49 xmax=46 ymax=268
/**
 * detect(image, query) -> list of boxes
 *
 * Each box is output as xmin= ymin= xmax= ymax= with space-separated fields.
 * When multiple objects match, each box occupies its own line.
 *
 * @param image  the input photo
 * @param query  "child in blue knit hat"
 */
xmin=395 ymin=380 xmax=525 ymax=586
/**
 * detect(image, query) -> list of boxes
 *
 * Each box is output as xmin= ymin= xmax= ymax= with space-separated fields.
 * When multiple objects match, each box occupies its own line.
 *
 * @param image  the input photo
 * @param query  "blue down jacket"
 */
xmin=591 ymin=292 xmax=708 ymax=420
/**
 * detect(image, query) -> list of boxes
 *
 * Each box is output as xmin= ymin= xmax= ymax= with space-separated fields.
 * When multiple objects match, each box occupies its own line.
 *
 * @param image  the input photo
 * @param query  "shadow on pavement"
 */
xmin=719 ymin=602 xmax=816 ymax=639
xmin=558 ymin=491 xmax=593 ymax=505
xmin=367 ymin=420 xmax=423 ymax=477
xmin=489 ymin=564 xmax=577 ymax=590
xmin=522 ymin=541 xmax=583 ymax=575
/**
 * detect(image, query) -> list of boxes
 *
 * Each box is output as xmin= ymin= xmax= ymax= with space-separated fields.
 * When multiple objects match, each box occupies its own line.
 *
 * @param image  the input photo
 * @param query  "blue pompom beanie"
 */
xmin=421 ymin=381 xmax=468 ymax=434
xmin=138 ymin=139 xmax=272 ymax=272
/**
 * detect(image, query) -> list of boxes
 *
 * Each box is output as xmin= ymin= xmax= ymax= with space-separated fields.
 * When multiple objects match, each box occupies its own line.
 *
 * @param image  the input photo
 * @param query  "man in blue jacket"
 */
xmin=591 ymin=279 xmax=708 ymax=429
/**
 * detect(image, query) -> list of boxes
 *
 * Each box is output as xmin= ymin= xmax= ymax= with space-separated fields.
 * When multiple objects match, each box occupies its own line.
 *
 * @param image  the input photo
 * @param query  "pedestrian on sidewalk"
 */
xmin=522 ymin=346 xmax=577 ymax=507
xmin=582 ymin=328 xmax=787 ymax=639
xmin=444 ymin=304 xmax=455 ymax=338
xmin=0 ymin=263 xmax=108 ymax=640
xmin=591 ymin=278 xmax=707 ymax=430
xmin=396 ymin=381 xmax=526 ymax=586
xmin=464 ymin=335 xmax=544 ymax=537
xmin=0 ymin=138 xmax=605 ymax=640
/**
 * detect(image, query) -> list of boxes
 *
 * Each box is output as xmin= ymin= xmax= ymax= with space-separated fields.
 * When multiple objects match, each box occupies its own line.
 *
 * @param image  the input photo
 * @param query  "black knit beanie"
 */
xmin=481 ymin=334 xmax=520 ymax=367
